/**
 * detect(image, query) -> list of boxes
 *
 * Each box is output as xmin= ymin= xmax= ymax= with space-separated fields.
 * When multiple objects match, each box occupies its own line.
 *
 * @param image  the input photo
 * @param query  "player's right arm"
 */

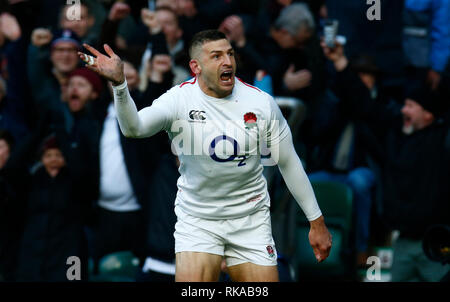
xmin=78 ymin=43 xmax=171 ymax=138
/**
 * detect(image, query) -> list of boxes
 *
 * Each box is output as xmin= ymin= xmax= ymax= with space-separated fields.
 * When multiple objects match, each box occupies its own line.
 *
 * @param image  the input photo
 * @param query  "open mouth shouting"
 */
xmin=69 ymin=93 xmax=81 ymax=104
xmin=403 ymin=114 xmax=412 ymax=128
xmin=219 ymin=69 xmax=234 ymax=86
xmin=68 ymin=92 xmax=85 ymax=112
xmin=402 ymin=113 xmax=415 ymax=135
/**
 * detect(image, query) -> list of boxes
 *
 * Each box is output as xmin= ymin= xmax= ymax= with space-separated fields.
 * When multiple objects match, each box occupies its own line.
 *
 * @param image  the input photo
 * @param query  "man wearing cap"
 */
xmin=67 ymin=67 xmax=103 ymax=113
xmin=322 ymin=41 xmax=450 ymax=282
xmin=28 ymin=28 xmax=82 ymax=131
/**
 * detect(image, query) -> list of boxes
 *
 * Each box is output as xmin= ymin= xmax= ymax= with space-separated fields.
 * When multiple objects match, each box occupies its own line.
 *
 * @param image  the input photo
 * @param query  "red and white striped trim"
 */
xmin=237 ymin=77 xmax=261 ymax=92
xmin=180 ymin=77 xmax=197 ymax=88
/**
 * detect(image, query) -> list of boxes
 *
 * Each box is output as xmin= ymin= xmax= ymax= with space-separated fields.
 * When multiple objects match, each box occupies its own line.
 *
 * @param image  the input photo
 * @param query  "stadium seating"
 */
xmin=292 ymin=181 xmax=354 ymax=280
xmin=89 ymin=251 xmax=140 ymax=282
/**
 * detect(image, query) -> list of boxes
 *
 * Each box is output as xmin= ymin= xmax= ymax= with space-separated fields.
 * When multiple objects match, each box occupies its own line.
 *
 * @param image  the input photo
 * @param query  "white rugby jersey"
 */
xmin=150 ymin=77 xmax=288 ymax=219
xmin=113 ymin=77 xmax=322 ymax=221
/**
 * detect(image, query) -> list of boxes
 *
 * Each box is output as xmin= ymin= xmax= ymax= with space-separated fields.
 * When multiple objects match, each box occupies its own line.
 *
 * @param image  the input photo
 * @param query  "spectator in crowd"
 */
xmin=3 ymin=114 xmax=93 ymax=281
xmin=60 ymin=2 xmax=98 ymax=45
xmin=32 ymin=67 xmax=103 ymax=239
xmin=155 ymin=6 xmax=190 ymax=80
xmin=28 ymin=28 xmax=82 ymax=131
xmin=98 ymin=2 xmax=142 ymax=67
xmin=99 ymin=2 xmax=183 ymax=86
xmin=88 ymin=94 xmax=146 ymax=273
xmin=176 ymin=0 xmax=210 ymax=45
xmin=67 ymin=67 xmax=103 ymax=114
xmin=1 ymin=9 xmax=33 ymax=259
xmin=141 ymin=7 xmax=190 ymax=86
xmin=222 ymin=3 xmax=326 ymax=103
xmin=327 ymin=0 xmax=405 ymax=100
xmin=153 ymin=6 xmax=184 ymax=55
xmin=0 ymin=13 xmax=30 ymax=141
xmin=270 ymin=3 xmax=326 ymax=101
xmin=145 ymin=52 xmax=176 ymax=92
xmin=306 ymin=55 xmax=391 ymax=268
xmin=218 ymin=14 xmax=255 ymax=83
xmin=65 ymin=67 xmax=104 ymax=173
xmin=403 ymin=0 xmax=450 ymax=90
xmin=322 ymin=41 xmax=450 ymax=282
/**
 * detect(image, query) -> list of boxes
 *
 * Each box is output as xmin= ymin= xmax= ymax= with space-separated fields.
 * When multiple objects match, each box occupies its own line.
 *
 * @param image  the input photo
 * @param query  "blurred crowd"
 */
xmin=0 ymin=0 xmax=449 ymax=282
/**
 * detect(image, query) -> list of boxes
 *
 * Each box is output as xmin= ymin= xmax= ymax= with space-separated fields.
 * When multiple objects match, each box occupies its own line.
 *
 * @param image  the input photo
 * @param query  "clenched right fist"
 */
xmin=31 ymin=28 xmax=53 ymax=47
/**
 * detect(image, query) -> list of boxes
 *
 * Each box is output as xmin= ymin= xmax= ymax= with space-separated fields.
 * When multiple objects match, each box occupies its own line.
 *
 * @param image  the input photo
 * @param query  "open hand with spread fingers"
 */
xmin=78 ymin=43 xmax=125 ymax=86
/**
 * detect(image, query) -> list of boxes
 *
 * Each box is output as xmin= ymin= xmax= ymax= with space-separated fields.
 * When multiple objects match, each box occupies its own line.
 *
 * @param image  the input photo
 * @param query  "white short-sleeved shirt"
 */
xmin=150 ymin=77 xmax=289 ymax=220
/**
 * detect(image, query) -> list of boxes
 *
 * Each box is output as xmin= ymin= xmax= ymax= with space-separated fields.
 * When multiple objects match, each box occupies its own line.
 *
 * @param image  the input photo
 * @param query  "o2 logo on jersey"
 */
xmin=209 ymin=135 xmax=247 ymax=166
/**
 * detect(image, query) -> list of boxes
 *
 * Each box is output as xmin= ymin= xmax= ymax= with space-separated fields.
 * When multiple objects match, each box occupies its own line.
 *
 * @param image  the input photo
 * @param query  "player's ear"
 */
xmin=189 ymin=59 xmax=201 ymax=75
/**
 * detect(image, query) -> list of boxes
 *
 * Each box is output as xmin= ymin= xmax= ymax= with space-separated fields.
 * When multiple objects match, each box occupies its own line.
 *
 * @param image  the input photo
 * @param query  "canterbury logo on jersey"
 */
xmin=189 ymin=110 xmax=206 ymax=121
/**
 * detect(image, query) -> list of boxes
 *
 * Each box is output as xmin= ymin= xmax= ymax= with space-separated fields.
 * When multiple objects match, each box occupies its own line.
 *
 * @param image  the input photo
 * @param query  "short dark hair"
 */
xmin=0 ymin=129 xmax=14 ymax=150
xmin=188 ymin=30 xmax=227 ymax=59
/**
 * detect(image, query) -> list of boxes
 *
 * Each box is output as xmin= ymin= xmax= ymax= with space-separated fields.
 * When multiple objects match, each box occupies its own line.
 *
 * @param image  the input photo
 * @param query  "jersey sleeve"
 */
xmin=275 ymin=128 xmax=323 ymax=221
xmin=142 ymin=86 xmax=179 ymax=132
xmin=113 ymin=80 xmax=178 ymax=138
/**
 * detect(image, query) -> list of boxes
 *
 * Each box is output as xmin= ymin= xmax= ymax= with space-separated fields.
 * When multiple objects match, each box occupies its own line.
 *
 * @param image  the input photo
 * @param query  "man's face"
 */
xmin=67 ymin=75 xmax=97 ymax=112
xmin=191 ymin=39 xmax=236 ymax=98
xmin=60 ymin=5 xmax=93 ymax=38
xmin=41 ymin=148 xmax=66 ymax=178
xmin=156 ymin=9 xmax=182 ymax=47
xmin=0 ymin=139 xmax=10 ymax=169
xmin=51 ymin=41 xmax=79 ymax=74
xmin=401 ymin=99 xmax=434 ymax=135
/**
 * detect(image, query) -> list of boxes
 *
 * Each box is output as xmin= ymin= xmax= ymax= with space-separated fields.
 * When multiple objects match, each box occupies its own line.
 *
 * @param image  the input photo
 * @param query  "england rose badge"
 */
xmin=244 ymin=112 xmax=257 ymax=129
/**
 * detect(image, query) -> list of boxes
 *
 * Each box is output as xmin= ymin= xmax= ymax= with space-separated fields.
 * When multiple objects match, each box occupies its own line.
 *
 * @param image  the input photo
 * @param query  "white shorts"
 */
xmin=174 ymin=206 xmax=278 ymax=267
